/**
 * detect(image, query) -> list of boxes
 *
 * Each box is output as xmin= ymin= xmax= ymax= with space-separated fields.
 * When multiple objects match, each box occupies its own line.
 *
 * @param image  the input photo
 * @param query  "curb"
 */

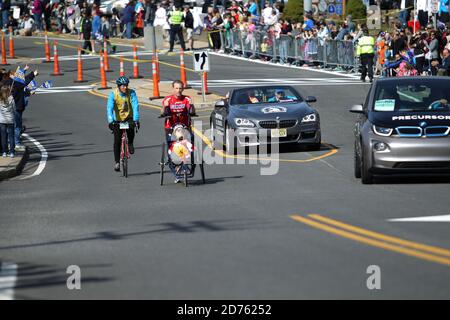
xmin=0 ymin=148 xmax=29 ymax=181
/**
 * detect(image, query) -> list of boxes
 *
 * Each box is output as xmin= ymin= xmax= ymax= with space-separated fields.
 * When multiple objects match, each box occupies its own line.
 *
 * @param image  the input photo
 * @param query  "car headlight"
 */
xmin=373 ymin=125 xmax=393 ymax=137
xmin=302 ymin=113 xmax=317 ymax=123
xmin=234 ymin=118 xmax=255 ymax=127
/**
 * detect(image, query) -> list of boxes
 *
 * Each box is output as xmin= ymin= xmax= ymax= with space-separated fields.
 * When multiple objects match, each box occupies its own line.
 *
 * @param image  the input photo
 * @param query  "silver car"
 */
xmin=351 ymin=77 xmax=450 ymax=184
xmin=210 ymin=86 xmax=321 ymax=154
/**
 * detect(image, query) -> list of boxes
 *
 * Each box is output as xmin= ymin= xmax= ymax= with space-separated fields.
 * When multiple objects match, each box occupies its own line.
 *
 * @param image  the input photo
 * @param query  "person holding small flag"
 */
xmin=2 ymin=65 xmax=38 ymax=151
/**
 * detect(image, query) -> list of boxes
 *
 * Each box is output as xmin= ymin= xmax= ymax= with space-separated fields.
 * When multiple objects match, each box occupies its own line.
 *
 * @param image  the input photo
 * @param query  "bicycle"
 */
xmin=114 ymin=120 xmax=138 ymax=178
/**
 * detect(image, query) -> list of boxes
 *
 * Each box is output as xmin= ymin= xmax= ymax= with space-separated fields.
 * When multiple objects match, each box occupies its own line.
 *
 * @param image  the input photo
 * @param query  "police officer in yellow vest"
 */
xmin=107 ymin=76 xmax=140 ymax=172
xmin=168 ymin=6 xmax=186 ymax=53
xmin=356 ymin=29 xmax=375 ymax=83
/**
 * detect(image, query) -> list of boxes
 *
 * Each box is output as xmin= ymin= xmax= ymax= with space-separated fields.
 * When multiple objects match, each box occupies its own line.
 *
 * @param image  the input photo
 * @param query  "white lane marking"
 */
xmin=209 ymin=51 xmax=361 ymax=79
xmin=0 ymin=263 xmax=18 ymax=300
xmin=34 ymin=85 xmax=95 ymax=94
xmin=187 ymin=82 xmax=366 ymax=88
xmin=35 ymin=90 xmax=91 ymax=94
xmin=168 ymin=77 xmax=361 ymax=83
xmin=389 ymin=215 xmax=450 ymax=222
xmin=38 ymin=85 xmax=95 ymax=89
xmin=20 ymin=133 xmax=48 ymax=180
xmin=181 ymin=77 xmax=364 ymax=88
xmin=30 ymin=51 xmax=156 ymax=62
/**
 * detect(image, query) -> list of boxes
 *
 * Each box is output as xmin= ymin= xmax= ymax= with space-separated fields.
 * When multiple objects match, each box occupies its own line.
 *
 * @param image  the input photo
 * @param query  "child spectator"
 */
xmin=0 ymin=85 xmax=16 ymax=158
xmin=111 ymin=8 xmax=120 ymax=38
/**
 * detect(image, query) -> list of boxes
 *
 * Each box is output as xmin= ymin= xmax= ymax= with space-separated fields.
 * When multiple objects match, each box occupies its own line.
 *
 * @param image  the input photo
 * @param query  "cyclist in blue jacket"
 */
xmin=107 ymin=76 xmax=140 ymax=172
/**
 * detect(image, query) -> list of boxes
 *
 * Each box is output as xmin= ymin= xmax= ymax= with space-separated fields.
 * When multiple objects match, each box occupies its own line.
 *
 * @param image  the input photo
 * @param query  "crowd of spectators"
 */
xmin=2 ymin=0 xmax=450 ymax=76
xmin=199 ymin=0 xmax=450 ymax=76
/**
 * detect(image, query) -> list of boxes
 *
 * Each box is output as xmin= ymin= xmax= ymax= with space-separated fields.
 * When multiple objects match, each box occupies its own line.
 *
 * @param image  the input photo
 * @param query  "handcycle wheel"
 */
xmin=160 ymin=143 xmax=166 ymax=186
xmin=200 ymin=162 xmax=205 ymax=184
xmin=160 ymin=163 xmax=164 ymax=186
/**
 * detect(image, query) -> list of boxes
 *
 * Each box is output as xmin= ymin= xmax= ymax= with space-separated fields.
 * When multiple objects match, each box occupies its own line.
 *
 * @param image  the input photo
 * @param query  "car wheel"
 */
xmin=354 ymin=141 xmax=362 ymax=179
xmin=361 ymin=148 xmax=374 ymax=184
xmin=224 ymin=124 xmax=237 ymax=155
xmin=309 ymin=131 xmax=322 ymax=151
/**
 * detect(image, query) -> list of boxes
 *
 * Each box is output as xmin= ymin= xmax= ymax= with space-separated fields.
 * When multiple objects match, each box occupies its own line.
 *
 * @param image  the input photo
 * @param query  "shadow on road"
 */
xmin=25 ymin=128 xmax=160 ymax=161
xmin=375 ymin=175 xmax=450 ymax=185
xmin=0 ymin=217 xmax=275 ymax=251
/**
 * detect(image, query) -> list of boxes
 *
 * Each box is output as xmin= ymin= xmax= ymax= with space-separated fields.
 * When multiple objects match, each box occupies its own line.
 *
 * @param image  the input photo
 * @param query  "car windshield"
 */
xmin=230 ymin=87 xmax=303 ymax=105
xmin=373 ymin=79 xmax=450 ymax=112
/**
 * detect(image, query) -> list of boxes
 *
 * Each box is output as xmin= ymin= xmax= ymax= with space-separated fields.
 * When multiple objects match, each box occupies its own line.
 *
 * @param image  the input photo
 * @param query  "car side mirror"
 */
xmin=215 ymin=100 xmax=227 ymax=109
xmin=306 ymin=96 xmax=317 ymax=103
xmin=349 ymin=104 xmax=364 ymax=114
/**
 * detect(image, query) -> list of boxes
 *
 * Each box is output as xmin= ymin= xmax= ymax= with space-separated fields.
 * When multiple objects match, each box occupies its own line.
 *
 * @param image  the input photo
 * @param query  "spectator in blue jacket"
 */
xmin=91 ymin=9 xmax=101 ymax=54
xmin=122 ymin=1 xmax=136 ymax=39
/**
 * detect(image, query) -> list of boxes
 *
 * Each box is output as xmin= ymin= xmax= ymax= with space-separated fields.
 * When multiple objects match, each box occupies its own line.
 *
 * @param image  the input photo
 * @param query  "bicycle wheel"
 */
xmin=123 ymin=156 xmax=128 ymax=178
xmin=184 ymin=170 xmax=188 ymax=187
xmin=122 ymin=143 xmax=128 ymax=178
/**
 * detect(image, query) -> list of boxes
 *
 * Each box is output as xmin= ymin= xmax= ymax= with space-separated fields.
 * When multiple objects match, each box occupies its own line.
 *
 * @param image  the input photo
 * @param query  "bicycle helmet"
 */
xmin=116 ymin=76 xmax=129 ymax=86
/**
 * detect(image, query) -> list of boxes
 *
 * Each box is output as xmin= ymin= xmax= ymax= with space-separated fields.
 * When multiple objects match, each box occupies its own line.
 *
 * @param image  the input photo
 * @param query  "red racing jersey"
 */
xmin=162 ymin=95 xmax=193 ymax=129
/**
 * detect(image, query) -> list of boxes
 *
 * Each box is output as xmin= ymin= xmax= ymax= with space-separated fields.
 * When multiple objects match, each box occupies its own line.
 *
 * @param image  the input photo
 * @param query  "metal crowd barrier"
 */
xmin=218 ymin=29 xmax=358 ymax=71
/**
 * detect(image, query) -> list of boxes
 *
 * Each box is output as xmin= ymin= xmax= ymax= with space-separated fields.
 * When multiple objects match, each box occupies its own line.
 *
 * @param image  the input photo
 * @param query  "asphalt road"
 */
xmin=1 ymin=36 xmax=450 ymax=299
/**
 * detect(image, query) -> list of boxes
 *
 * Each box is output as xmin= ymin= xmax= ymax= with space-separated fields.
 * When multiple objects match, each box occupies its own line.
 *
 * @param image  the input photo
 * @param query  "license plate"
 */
xmin=271 ymin=128 xmax=287 ymax=138
xmin=119 ymin=122 xmax=130 ymax=129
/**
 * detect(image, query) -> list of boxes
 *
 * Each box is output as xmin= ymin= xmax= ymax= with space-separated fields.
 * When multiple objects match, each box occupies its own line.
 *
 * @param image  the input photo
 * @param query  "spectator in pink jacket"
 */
xmin=32 ymin=0 xmax=43 ymax=31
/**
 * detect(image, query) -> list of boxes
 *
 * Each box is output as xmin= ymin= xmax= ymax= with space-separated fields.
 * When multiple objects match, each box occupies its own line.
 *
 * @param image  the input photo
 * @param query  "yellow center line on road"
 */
xmin=192 ymin=127 xmax=338 ymax=163
xmin=309 ymin=214 xmax=450 ymax=258
xmin=290 ymin=214 xmax=450 ymax=268
xmin=89 ymin=88 xmax=338 ymax=164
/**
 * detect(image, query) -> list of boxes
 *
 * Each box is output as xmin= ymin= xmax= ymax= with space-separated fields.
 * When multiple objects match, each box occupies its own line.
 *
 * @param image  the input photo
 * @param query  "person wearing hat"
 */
xmin=346 ymin=15 xmax=356 ymax=33
xmin=19 ymin=14 xmax=34 ymax=36
xmin=356 ymin=28 xmax=375 ymax=82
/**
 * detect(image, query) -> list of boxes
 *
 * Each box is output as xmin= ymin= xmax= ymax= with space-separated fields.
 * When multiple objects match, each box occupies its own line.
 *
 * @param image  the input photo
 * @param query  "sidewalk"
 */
xmin=39 ymin=30 xmax=211 ymax=51
xmin=0 ymin=149 xmax=28 ymax=181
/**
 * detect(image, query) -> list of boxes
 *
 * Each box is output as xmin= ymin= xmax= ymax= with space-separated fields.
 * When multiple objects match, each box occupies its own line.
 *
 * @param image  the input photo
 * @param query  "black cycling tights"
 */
xmin=113 ymin=123 xmax=135 ymax=163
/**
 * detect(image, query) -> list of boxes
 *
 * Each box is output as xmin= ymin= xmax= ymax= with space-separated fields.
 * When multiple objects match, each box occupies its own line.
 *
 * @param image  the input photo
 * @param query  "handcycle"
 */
xmin=112 ymin=120 xmax=139 ymax=178
xmin=158 ymin=113 xmax=205 ymax=187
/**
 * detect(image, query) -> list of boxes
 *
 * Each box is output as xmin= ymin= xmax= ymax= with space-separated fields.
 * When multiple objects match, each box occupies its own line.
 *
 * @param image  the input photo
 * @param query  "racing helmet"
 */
xmin=116 ymin=76 xmax=130 ymax=86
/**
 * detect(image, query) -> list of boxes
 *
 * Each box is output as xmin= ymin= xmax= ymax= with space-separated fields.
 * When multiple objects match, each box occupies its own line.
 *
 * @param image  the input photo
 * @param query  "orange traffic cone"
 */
xmin=119 ymin=57 xmax=125 ymax=77
xmin=74 ymin=47 xmax=87 ymax=83
xmin=51 ymin=41 xmax=63 ymax=76
xmin=180 ymin=50 xmax=190 ymax=89
xmin=103 ymin=39 xmax=113 ymax=72
xmin=43 ymin=32 xmax=51 ymax=63
xmin=8 ymin=27 xmax=15 ymax=59
xmin=149 ymin=58 xmax=162 ymax=100
xmin=156 ymin=52 xmax=160 ymax=82
xmin=1 ymin=33 xmax=8 ymax=66
xmin=98 ymin=53 xmax=111 ymax=90
xmin=130 ymin=44 xmax=143 ymax=79
xmin=198 ymin=72 xmax=211 ymax=95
